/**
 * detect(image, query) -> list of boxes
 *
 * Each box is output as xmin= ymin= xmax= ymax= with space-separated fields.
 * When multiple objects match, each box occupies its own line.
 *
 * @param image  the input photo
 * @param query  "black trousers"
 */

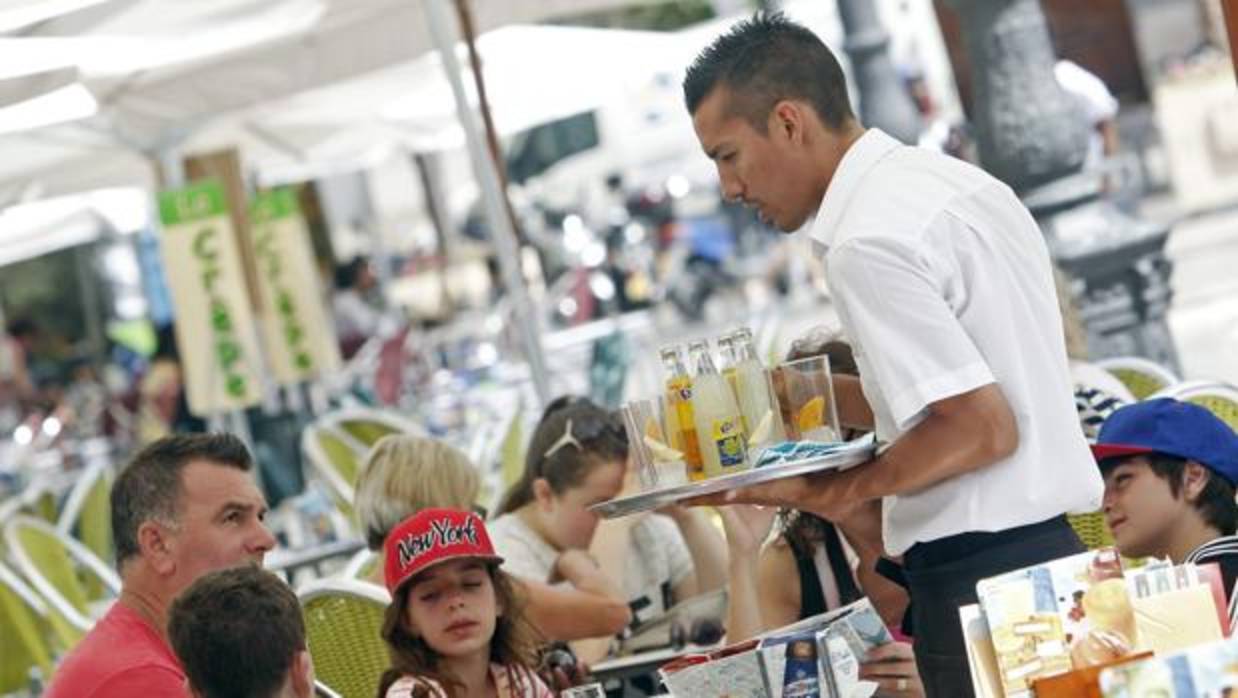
xmin=901 ymin=516 xmax=1084 ymax=698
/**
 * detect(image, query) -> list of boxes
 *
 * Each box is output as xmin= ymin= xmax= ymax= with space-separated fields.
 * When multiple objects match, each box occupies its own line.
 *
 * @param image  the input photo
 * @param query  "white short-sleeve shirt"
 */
xmin=808 ymin=128 xmax=1104 ymax=555
xmin=487 ymin=512 xmax=695 ymax=628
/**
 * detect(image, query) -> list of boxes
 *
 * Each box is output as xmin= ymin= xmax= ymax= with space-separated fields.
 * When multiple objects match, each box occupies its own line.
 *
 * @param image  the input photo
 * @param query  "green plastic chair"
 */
xmin=1151 ymin=381 xmax=1238 ymax=431
xmin=1067 ymin=511 xmax=1115 ymax=551
xmin=338 ymin=419 xmax=402 ymax=449
xmin=299 ymin=579 xmax=391 ymax=698
xmin=340 ymin=549 xmax=379 ymax=583
xmin=5 ymin=515 xmax=121 ymax=650
xmin=497 ymin=409 xmax=526 ymax=494
xmin=0 ymin=560 xmax=56 ymax=694
xmin=1096 ymin=357 xmax=1179 ymax=401
xmin=301 ymin=425 xmax=362 ymax=527
xmin=326 ymin=409 xmax=422 ymax=451
xmin=57 ymin=461 xmax=115 ymax=585
xmin=1186 ymin=394 xmax=1238 ymax=431
xmin=301 ymin=409 xmax=424 ymax=528
xmin=34 ymin=491 xmax=58 ymax=523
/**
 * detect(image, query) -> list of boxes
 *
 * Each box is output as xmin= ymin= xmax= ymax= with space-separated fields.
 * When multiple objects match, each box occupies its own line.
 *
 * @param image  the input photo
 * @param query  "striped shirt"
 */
xmin=385 ymin=664 xmax=554 ymax=698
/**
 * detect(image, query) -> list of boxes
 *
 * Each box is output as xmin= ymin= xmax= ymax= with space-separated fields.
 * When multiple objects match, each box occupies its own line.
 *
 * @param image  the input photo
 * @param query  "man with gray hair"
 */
xmin=46 ymin=433 xmax=277 ymax=698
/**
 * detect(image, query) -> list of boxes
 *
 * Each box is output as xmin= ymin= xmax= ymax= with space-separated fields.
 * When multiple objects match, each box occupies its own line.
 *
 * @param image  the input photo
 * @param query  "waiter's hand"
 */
xmin=683 ymin=461 xmax=873 ymax=523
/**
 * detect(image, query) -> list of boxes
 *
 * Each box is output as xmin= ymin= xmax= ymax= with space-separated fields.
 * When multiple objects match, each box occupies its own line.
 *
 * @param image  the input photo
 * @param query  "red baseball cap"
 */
xmin=383 ymin=508 xmax=503 ymax=595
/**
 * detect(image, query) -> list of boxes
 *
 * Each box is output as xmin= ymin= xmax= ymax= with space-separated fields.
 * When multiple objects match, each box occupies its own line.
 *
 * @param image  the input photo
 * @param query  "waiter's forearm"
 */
xmin=832 ymin=374 xmax=875 ymax=431
xmin=848 ymin=383 xmax=1018 ymax=501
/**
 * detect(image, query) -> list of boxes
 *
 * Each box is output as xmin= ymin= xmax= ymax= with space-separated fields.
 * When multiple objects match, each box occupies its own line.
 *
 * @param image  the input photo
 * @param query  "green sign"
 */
xmin=158 ymin=179 xmax=228 ymax=226
xmin=247 ymin=187 xmax=338 ymax=383
xmin=157 ymin=179 xmax=263 ymax=413
xmin=249 ymin=187 xmax=299 ymax=223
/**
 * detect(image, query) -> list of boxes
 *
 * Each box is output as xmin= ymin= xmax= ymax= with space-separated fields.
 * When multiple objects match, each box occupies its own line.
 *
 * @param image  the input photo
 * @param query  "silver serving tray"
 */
xmin=591 ymin=441 xmax=876 ymax=518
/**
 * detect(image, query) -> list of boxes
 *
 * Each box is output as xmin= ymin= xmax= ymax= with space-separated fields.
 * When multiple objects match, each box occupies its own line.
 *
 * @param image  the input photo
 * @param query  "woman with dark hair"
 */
xmin=722 ymin=327 xmax=923 ymax=697
xmin=489 ymin=396 xmax=727 ymax=662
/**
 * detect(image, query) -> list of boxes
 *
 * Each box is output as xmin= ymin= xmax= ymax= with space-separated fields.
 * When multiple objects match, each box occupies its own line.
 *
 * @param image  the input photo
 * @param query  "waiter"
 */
xmin=682 ymin=13 xmax=1102 ymax=697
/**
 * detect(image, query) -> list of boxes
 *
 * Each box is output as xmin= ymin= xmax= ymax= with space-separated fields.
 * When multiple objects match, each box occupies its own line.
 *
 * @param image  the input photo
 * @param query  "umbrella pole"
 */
xmin=422 ymin=0 xmax=550 ymax=407
xmin=1225 ymin=0 xmax=1238 ymax=78
xmin=454 ymin=0 xmax=514 ymax=216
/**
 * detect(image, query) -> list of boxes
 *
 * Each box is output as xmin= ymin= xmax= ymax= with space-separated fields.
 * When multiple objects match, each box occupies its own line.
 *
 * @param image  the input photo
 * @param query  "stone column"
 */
xmin=837 ymin=0 xmax=923 ymax=144
xmin=945 ymin=0 xmax=1180 ymax=368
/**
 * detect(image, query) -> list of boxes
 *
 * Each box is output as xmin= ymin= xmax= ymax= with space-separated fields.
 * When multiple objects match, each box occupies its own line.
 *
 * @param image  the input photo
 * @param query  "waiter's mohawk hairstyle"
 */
xmin=683 ymin=11 xmax=854 ymax=133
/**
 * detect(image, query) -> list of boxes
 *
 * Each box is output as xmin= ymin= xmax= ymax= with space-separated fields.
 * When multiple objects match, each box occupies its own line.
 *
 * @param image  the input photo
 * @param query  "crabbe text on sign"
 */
xmin=192 ymin=225 xmax=248 ymax=398
xmin=253 ymin=222 xmax=313 ymax=372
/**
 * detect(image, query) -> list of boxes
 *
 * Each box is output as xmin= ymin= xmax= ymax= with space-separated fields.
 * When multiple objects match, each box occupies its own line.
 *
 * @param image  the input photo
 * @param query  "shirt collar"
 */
xmin=807 ymin=128 xmax=902 ymax=251
xmin=1185 ymin=535 xmax=1238 ymax=564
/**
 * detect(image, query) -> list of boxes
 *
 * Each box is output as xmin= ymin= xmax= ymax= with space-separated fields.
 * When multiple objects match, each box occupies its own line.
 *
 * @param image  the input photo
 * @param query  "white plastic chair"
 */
xmin=4 ymin=515 xmax=121 ymax=647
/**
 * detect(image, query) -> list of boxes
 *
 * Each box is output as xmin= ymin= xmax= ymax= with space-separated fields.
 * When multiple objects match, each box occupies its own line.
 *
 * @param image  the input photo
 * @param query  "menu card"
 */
xmin=976 ymin=548 xmax=1134 ymax=696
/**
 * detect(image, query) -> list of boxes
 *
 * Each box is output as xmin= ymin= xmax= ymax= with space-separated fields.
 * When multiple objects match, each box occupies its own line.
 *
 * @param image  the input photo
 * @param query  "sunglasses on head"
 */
xmin=541 ymin=412 xmax=627 ymax=461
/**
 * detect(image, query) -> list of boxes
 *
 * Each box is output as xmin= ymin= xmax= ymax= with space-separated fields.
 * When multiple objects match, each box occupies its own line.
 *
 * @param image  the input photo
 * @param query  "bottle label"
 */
xmin=711 ymin=416 xmax=746 ymax=469
xmin=667 ymin=376 xmax=703 ymax=474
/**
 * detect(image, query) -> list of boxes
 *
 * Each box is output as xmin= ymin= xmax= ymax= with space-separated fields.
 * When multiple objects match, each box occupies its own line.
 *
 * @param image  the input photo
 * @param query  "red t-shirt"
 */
xmin=45 ymin=601 xmax=188 ymax=698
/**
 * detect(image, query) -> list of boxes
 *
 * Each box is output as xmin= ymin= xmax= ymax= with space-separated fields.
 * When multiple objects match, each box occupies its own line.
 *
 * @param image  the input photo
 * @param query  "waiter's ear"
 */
xmin=770 ymin=100 xmax=808 ymax=145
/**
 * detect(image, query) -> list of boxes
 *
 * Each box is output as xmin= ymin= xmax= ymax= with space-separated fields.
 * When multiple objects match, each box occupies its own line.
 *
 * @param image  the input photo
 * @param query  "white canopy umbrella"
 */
xmin=0 ymin=0 xmax=667 ymax=200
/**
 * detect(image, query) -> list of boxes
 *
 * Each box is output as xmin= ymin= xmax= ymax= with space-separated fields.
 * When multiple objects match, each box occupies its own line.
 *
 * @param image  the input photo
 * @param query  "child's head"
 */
xmin=356 ymin=435 xmax=481 ymax=551
xmin=497 ymin=397 xmax=628 ymax=551
xmin=1095 ymin=399 xmax=1238 ymax=559
xmin=169 ymin=565 xmax=312 ymax=698
xmin=380 ymin=509 xmax=538 ymax=694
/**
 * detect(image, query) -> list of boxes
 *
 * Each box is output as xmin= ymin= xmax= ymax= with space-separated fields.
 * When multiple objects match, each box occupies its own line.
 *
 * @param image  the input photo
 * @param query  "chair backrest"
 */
xmin=323 ymin=408 xmax=423 ymax=449
xmin=57 ymin=460 xmax=115 ymax=567
xmin=1096 ymin=357 xmax=1180 ymax=400
xmin=1152 ymin=380 xmax=1238 ymax=431
xmin=0 ymin=560 xmax=56 ymax=694
xmin=1067 ymin=511 xmax=1115 ymax=551
xmin=4 ymin=515 xmax=121 ymax=649
xmin=497 ymin=408 xmax=526 ymax=494
xmin=298 ymin=578 xmax=392 ymax=698
xmin=302 ymin=410 xmax=424 ymax=526
xmin=340 ymin=549 xmax=379 ymax=582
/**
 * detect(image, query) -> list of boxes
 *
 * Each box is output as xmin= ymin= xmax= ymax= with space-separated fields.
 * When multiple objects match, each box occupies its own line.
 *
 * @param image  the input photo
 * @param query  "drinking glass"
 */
xmin=772 ymin=355 xmax=841 ymax=442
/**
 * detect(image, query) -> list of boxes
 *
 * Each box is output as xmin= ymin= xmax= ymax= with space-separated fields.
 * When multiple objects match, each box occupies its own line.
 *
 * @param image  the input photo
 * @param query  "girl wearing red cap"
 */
xmin=378 ymin=508 xmax=554 ymax=698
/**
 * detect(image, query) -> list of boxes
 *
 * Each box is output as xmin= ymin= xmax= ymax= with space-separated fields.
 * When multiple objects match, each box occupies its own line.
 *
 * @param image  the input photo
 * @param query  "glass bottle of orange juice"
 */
xmin=659 ymin=345 xmax=704 ymax=481
xmin=687 ymin=340 xmax=748 ymax=478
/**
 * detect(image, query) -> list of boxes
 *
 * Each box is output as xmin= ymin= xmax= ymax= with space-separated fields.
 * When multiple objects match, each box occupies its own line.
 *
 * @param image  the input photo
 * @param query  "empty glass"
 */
xmin=620 ymin=396 xmax=689 ymax=490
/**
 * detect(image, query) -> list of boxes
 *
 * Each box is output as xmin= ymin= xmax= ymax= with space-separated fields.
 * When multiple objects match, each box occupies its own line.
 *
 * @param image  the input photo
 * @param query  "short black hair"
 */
xmin=169 ymin=565 xmax=304 ymax=698
xmin=683 ymin=12 xmax=854 ymax=132
xmin=1101 ymin=454 xmax=1238 ymax=535
xmin=112 ymin=433 xmax=254 ymax=568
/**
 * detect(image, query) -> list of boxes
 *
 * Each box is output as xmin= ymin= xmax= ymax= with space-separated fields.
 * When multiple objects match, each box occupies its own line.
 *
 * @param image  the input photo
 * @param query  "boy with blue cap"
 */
xmin=1094 ymin=398 xmax=1238 ymax=616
